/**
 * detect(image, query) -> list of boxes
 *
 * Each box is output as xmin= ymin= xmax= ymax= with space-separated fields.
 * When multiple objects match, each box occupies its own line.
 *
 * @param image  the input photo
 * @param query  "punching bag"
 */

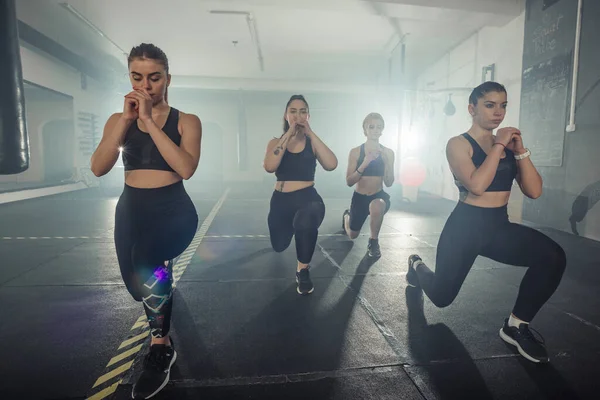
xmin=0 ymin=0 xmax=29 ymax=174
xmin=443 ymin=94 xmax=456 ymax=116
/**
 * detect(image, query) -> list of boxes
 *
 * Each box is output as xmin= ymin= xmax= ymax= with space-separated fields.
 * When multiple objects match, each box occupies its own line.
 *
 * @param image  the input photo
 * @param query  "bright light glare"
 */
xmin=401 ymin=131 xmax=421 ymax=152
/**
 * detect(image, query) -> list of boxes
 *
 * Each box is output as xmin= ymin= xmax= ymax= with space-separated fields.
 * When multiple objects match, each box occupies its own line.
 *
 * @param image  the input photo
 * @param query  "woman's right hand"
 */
xmin=361 ymin=150 xmax=381 ymax=168
xmin=284 ymin=120 xmax=299 ymax=138
xmin=495 ymin=127 xmax=520 ymax=146
xmin=122 ymin=95 xmax=139 ymax=121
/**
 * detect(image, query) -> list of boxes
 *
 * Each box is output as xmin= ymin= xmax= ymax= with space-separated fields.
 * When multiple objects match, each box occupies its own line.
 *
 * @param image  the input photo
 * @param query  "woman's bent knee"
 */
xmin=369 ymin=199 xmax=386 ymax=216
xmin=348 ymin=230 xmax=360 ymax=239
xmin=431 ymin=297 xmax=454 ymax=309
xmin=429 ymin=288 xmax=459 ymax=308
xmin=271 ymin=236 xmax=292 ymax=253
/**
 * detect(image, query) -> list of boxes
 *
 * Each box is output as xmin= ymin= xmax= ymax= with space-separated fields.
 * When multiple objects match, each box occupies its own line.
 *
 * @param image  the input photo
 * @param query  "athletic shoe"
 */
xmin=296 ymin=267 xmax=314 ymax=295
xmin=499 ymin=319 xmax=549 ymax=363
xmin=406 ymin=254 xmax=421 ymax=288
xmin=132 ymin=340 xmax=177 ymax=399
xmin=367 ymin=238 xmax=381 ymax=258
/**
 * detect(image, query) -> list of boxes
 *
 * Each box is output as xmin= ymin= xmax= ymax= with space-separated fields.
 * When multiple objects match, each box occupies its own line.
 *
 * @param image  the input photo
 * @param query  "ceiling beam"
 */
xmin=368 ymin=0 xmax=525 ymax=16
xmin=170 ymin=75 xmax=401 ymax=95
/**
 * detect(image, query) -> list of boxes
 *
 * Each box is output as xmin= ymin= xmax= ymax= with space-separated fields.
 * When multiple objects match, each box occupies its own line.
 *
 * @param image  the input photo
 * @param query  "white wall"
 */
xmin=0 ymin=96 xmax=73 ymax=184
xmin=412 ymin=11 xmax=526 ymax=218
xmin=168 ymin=89 xmax=402 ymax=186
xmin=19 ymin=45 xmax=117 ymax=176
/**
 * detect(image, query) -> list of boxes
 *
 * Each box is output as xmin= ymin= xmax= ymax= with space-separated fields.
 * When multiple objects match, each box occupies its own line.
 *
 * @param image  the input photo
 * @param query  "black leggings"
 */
xmin=268 ymin=186 xmax=325 ymax=264
xmin=349 ymin=190 xmax=391 ymax=232
xmin=114 ymin=181 xmax=198 ymax=338
xmin=416 ymin=201 xmax=566 ymax=321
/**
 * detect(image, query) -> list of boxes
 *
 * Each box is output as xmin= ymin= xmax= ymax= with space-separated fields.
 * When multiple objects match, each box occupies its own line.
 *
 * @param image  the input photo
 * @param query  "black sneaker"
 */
xmin=499 ymin=319 xmax=549 ymax=363
xmin=342 ymin=209 xmax=350 ymax=231
xmin=367 ymin=239 xmax=381 ymax=258
xmin=296 ymin=267 xmax=314 ymax=295
xmin=132 ymin=340 xmax=177 ymax=399
xmin=406 ymin=254 xmax=421 ymax=288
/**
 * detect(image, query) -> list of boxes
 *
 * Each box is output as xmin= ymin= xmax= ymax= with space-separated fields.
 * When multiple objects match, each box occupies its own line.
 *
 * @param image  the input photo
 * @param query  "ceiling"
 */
xmin=23 ymin=0 xmax=525 ymax=90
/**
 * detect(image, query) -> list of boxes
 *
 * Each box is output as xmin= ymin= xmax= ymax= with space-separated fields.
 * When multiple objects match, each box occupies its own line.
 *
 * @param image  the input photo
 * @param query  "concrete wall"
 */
xmin=521 ymin=0 xmax=600 ymax=241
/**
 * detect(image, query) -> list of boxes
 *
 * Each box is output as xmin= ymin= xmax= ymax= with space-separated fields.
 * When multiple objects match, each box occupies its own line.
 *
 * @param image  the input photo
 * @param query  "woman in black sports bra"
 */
xmin=263 ymin=94 xmax=338 ymax=295
xmin=406 ymin=82 xmax=566 ymax=365
xmin=343 ymin=112 xmax=395 ymax=258
xmin=91 ymin=43 xmax=200 ymax=399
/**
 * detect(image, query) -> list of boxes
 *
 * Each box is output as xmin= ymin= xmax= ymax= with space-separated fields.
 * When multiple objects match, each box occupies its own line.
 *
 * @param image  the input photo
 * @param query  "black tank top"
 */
xmin=275 ymin=135 xmax=317 ymax=181
xmin=122 ymin=108 xmax=180 ymax=172
xmin=356 ymin=144 xmax=385 ymax=177
xmin=454 ymin=132 xmax=517 ymax=193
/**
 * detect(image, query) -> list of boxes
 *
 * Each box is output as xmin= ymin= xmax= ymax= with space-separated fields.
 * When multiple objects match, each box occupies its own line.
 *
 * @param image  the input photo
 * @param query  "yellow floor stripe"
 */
xmin=93 ymin=361 xmax=133 ymax=388
xmin=136 ymin=315 xmax=147 ymax=323
xmin=131 ymin=320 xmax=148 ymax=330
xmin=86 ymin=380 xmax=121 ymax=400
xmin=107 ymin=343 xmax=144 ymax=367
xmin=118 ymin=330 xmax=150 ymax=350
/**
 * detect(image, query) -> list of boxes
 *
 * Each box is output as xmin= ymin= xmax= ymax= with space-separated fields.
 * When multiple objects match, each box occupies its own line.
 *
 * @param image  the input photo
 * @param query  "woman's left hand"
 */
xmin=297 ymin=119 xmax=313 ymax=136
xmin=381 ymin=149 xmax=391 ymax=166
xmin=506 ymin=131 xmax=526 ymax=153
xmin=125 ymin=89 xmax=153 ymax=122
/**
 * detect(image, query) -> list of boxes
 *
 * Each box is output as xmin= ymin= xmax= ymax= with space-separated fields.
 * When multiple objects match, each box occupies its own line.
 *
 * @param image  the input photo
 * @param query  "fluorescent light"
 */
xmin=209 ymin=10 xmax=250 ymax=15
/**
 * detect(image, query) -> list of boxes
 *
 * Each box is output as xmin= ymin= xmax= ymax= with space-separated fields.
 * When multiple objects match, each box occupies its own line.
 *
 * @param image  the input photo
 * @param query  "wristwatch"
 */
xmin=514 ymin=148 xmax=531 ymax=160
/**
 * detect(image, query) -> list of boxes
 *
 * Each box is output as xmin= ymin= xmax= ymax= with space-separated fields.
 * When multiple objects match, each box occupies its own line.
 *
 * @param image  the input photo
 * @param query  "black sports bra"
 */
xmin=454 ymin=132 xmax=517 ymax=193
xmin=122 ymin=107 xmax=180 ymax=172
xmin=275 ymin=136 xmax=317 ymax=181
xmin=356 ymin=144 xmax=385 ymax=177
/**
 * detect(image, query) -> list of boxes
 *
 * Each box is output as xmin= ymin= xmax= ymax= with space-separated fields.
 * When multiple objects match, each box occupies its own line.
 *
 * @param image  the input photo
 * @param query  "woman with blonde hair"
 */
xmin=343 ymin=112 xmax=395 ymax=257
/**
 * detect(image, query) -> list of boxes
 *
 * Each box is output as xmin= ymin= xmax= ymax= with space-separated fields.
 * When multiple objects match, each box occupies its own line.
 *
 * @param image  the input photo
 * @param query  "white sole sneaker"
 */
xmin=499 ymin=328 xmax=548 ymax=363
xmin=132 ymin=350 xmax=178 ymax=399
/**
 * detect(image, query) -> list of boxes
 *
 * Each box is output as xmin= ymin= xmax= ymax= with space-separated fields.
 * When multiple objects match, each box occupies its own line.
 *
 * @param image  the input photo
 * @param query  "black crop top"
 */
xmin=122 ymin=107 xmax=181 ymax=172
xmin=454 ymin=133 xmax=517 ymax=193
xmin=357 ymin=144 xmax=385 ymax=177
xmin=275 ymin=136 xmax=317 ymax=181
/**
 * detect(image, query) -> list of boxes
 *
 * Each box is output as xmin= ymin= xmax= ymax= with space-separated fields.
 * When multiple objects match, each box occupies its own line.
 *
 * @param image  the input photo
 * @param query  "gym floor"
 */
xmin=1 ymin=185 xmax=599 ymax=400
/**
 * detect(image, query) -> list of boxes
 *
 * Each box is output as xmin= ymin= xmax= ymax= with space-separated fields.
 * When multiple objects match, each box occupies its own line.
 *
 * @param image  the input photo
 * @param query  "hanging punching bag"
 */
xmin=0 ymin=0 xmax=29 ymax=174
xmin=443 ymin=94 xmax=456 ymax=117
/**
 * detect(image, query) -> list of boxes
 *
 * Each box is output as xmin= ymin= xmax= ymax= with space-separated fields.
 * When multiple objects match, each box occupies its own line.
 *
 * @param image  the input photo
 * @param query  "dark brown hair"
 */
xmin=128 ymin=43 xmax=170 ymax=102
xmin=283 ymin=94 xmax=309 ymax=133
xmin=128 ymin=43 xmax=169 ymax=73
xmin=469 ymin=81 xmax=506 ymax=105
